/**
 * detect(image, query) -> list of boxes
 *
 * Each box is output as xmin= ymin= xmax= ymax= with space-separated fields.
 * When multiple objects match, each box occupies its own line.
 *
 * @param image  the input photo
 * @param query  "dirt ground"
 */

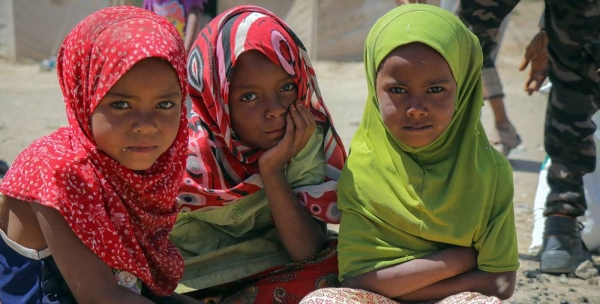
xmin=1 ymin=1 xmax=599 ymax=303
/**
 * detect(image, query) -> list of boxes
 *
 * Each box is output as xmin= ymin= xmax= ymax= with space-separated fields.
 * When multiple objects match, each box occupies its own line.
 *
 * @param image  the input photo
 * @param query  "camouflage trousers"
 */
xmin=543 ymin=0 xmax=600 ymax=217
xmin=453 ymin=0 xmax=512 ymax=99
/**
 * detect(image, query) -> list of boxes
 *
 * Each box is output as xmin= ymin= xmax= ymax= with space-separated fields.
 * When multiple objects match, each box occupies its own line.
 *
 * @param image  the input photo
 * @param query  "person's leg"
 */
xmin=541 ymin=85 xmax=598 ymax=274
xmin=457 ymin=0 xmax=521 ymax=155
xmin=540 ymin=0 xmax=600 ymax=274
xmin=488 ymin=97 xmax=521 ymax=155
xmin=487 ymin=97 xmax=509 ymax=127
xmin=483 ymin=14 xmax=522 ymax=155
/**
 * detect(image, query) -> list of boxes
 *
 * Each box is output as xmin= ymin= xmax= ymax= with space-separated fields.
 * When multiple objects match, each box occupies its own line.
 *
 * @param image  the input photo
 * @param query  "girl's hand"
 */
xmin=258 ymin=100 xmax=316 ymax=174
xmin=257 ymin=99 xmax=324 ymax=261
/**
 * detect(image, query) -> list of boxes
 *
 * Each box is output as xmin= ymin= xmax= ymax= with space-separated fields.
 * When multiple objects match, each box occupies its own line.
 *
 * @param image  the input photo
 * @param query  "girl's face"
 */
xmin=376 ymin=43 xmax=456 ymax=148
xmin=91 ymin=58 xmax=182 ymax=171
xmin=228 ymin=51 xmax=298 ymax=150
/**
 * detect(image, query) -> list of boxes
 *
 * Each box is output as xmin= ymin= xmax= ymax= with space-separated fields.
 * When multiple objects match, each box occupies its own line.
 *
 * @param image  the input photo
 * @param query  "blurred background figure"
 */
xmin=461 ymin=0 xmax=600 ymax=275
xmin=442 ymin=0 xmax=522 ymax=156
xmin=143 ymin=0 xmax=217 ymax=53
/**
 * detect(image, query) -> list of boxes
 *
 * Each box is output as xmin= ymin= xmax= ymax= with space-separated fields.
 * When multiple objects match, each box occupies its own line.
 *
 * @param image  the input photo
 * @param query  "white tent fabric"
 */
xmin=218 ymin=0 xmax=397 ymax=61
xmin=1 ymin=0 xmax=414 ymax=62
xmin=0 ymin=0 xmax=115 ymax=62
xmin=0 ymin=0 xmax=16 ymax=60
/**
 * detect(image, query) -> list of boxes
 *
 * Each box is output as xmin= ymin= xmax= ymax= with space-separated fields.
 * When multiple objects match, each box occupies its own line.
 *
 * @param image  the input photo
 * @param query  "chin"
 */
xmin=405 ymin=141 xmax=432 ymax=148
xmin=402 ymin=135 xmax=436 ymax=148
xmin=127 ymin=166 xmax=153 ymax=172
xmin=123 ymin=161 xmax=156 ymax=172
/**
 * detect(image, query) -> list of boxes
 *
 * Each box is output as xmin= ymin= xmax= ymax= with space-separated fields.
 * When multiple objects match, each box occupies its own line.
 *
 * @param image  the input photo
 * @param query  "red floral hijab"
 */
xmin=180 ymin=5 xmax=347 ymax=223
xmin=0 ymin=6 xmax=188 ymax=296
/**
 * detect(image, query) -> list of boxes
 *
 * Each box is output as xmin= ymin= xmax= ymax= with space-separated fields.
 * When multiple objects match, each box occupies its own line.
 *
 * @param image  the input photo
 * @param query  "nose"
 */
xmin=132 ymin=110 xmax=158 ymax=133
xmin=265 ymin=94 xmax=288 ymax=118
xmin=406 ymin=96 xmax=427 ymax=117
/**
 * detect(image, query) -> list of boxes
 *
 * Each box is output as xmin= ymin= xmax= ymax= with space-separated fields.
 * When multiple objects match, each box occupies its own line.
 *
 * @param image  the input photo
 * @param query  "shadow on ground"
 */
xmin=510 ymin=159 xmax=542 ymax=174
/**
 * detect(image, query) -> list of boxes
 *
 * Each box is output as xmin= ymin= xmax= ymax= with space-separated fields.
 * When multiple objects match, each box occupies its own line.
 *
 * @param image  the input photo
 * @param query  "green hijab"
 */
xmin=337 ymin=4 xmax=518 ymax=280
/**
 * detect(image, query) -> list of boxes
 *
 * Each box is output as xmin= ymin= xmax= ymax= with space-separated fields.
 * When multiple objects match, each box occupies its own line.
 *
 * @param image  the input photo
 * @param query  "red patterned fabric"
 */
xmin=0 ymin=6 xmax=188 ymax=296
xmin=193 ymin=241 xmax=340 ymax=303
xmin=180 ymin=5 xmax=347 ymax=223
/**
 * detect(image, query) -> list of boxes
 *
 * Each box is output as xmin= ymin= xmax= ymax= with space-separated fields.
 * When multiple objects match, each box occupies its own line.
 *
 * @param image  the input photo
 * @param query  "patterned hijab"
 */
xmin=338 ymin=4 xmax=513 ymax=276
xmin=0 ymin=6 xmax=188 ymax=296
xmin=180 ymin=5 xmax=346 ymax=223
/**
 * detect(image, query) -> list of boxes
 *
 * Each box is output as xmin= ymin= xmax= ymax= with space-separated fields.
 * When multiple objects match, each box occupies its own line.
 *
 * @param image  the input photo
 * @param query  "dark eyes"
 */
xmin=241 ymin=93 xmax=258 ymax=102
xmin=281 ymin=83 xmax=297 ymax=92
xmin=427 ymin=87 xmax=444 ymax=93
xmin=110 ymin=101 xmax=130 ymax=109
xmin=110 ymin=101 xmax=175 ymax=109
xmin=157 ymin=101 xmax=175 ymax=109
xmin=389 ymin=86 xmax=444 ymax=94
xmin=239 ymin=83 xmax=297 ymax=102
xmin=390 ymin=87 xmax=406 ymax=94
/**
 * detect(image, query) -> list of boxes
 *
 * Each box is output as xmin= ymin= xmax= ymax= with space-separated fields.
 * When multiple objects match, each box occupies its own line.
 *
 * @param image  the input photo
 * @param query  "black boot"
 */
xmin=540 ymin=215 xmax=591 ymax=274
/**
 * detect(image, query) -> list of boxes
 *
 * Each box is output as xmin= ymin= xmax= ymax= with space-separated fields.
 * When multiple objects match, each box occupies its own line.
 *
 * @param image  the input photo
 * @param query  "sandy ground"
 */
xmin=1 ymin=1 xmax=599 ymax=303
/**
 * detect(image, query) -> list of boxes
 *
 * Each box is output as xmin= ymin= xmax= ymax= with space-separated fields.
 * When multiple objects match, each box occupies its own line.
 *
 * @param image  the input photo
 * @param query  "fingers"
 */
xmin=525 ymin=79 xmax=538 ymax=96
xmin=524 ymin=75 xmax=547 ymax=95
xmin=279 ymin=101 xmax=314 ymax=149
xmin=518 ymin=52 xmax=531 ymax=71
xmin=526 ymin=74 xmax=548 ymax=96
xmin=520 ymin=31 xmax=549 ymax=96
xmin=258 ymin=100 xmax=317 ymax=173
xmin=524 ymin=77 xmax=535 ymax=96
xmin=289 ymin=101 xmax=316 ymax=144
xmin=280 ymin=108 xmax=295 ymax=147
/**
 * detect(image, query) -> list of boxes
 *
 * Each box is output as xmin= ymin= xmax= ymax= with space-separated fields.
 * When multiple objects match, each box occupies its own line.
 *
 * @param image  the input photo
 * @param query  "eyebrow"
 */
xmin=230 ymin=75 xmax=292 ymax=90
xmin=105 ymin=91 xmax=181 ymax=99
xmin=382 ymin=78 xmax=453 ymax=86
xmin=428 ymin=78 xmax=454 ymax=85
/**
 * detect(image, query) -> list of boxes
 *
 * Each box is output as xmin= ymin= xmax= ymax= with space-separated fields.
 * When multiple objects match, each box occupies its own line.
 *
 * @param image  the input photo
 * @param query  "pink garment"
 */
xmin=143 ymin=0 xmax=208 ymax=36
xmin=299 ymin=288 xmax=502 ymax=304
xmin=0 ymin=6 xmax=188 ymax=296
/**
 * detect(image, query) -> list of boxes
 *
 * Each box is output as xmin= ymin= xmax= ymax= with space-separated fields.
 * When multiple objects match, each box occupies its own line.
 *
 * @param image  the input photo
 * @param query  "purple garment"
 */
xmin=143 ymin=0 xmax=208 ymax=36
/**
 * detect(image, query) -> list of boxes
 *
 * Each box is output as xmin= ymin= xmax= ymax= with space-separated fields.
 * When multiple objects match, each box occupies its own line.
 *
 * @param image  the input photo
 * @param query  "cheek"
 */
xmin=229 ymin=108 xmax=244 ymax=135
xmin=439 ymin=100 xmax=456 ymax=126
xmin=281 ymin=93 xmax=297 ymax=108
xmin=375 ymin=85 xmax=395 ymax=119
xmin=445 ymin=107 xmax=455 ymax=123
xmin=162 ymin=112 xmax=182 ymax=142
xmin=229 ymin=107 xmax=255 ymax=142
xmin=90 ymin=112 xmax=115 ymax=147
xmin=377 ymin=96 xmax=402 ymax=128
xmin=229 ymin=101 xmax=264 ymax=132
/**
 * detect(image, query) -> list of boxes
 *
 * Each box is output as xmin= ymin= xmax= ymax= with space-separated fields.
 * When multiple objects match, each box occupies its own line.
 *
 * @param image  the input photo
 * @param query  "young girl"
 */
xmin=0 ymin=6 xmax=193 ymax=303
xmin=302 ymin=4 xmax=518 ymax=304
xmin=170 ymin=5 xmax=347 ymax=302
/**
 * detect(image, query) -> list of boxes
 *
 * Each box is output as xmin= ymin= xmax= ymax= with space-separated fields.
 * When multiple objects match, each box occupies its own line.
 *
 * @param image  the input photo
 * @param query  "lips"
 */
xmin=266 ymin=127 xmax=285 ymax=138
xmin=266 ymin=126 xmax=284 ymax=132
xmin=403 ymin=125 xmax=432 ymax=132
